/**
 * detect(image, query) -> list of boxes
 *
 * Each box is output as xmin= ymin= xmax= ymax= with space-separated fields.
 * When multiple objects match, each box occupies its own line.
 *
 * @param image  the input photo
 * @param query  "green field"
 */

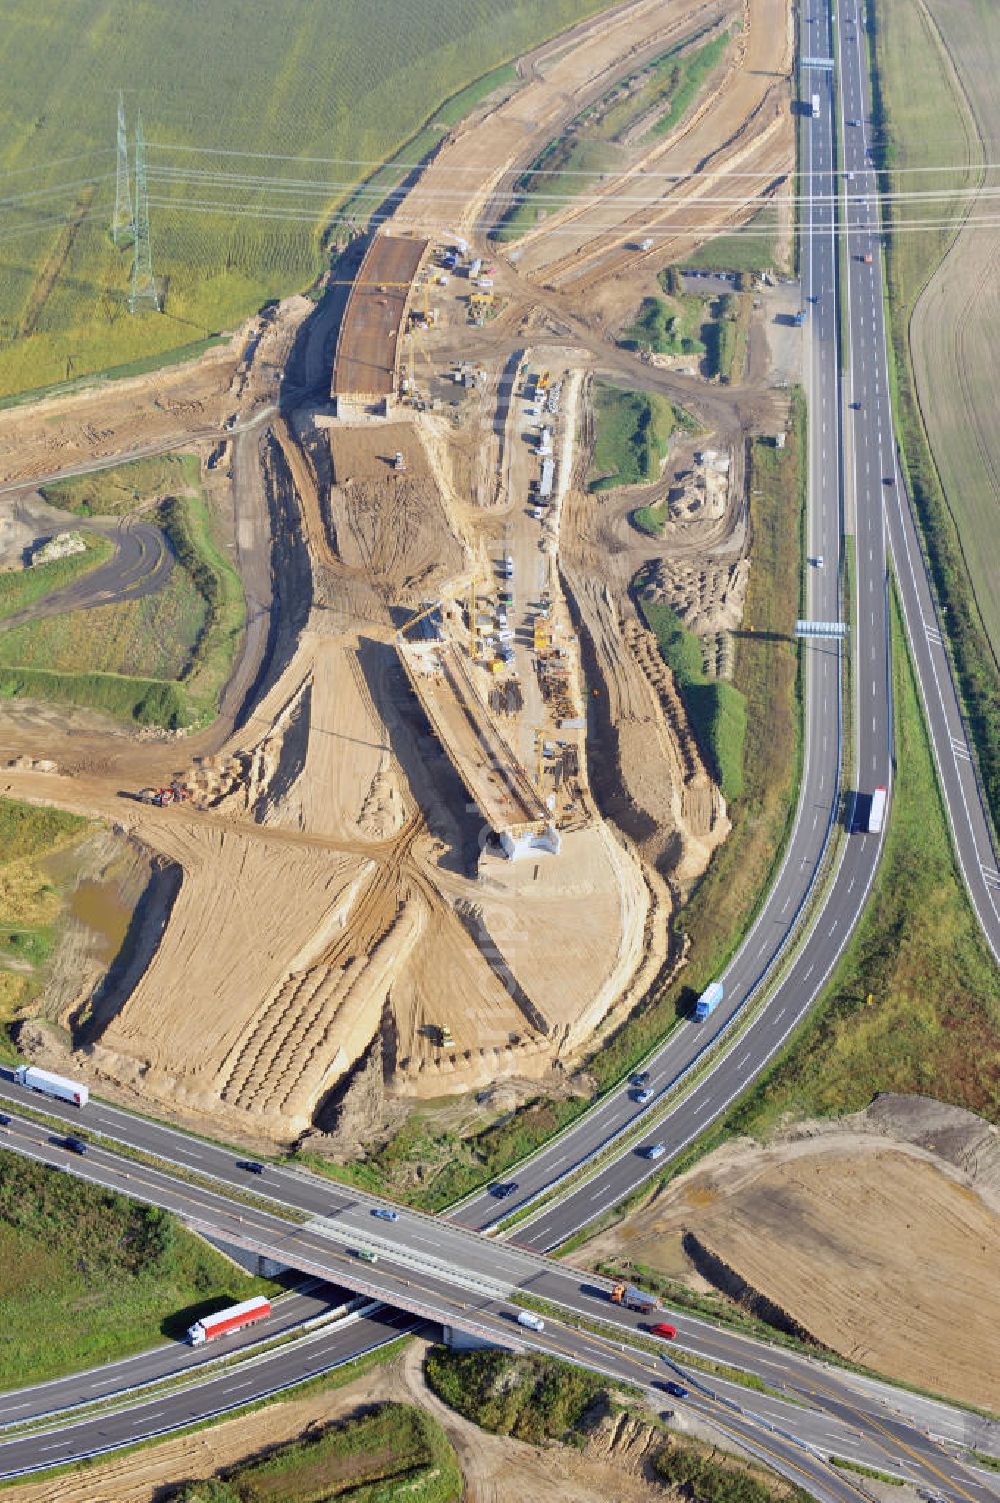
xmin=870 ymin=0 xmax=1000 ymax=830
xmin=0 ymin=461 xmax=245 ymax=729
xmin=495 ymin=29 xmax=733 ymax=240
xmin=730 ymin=589 xmax=1000 ymax=1135
xmin=0 ymin=533 xmax=113 ymax=621
xmin=681 ymin=203 xmax=782 ymax=274
xmin=171 ymin=1402 xmax=461 ymax=1503
xmin=0 ymin=0 xmax=627 ymax=399
xmin=0 ymin=1149 xmax=274 ymax=1385
xmin=40 ymin=453 xmax=200 ymax=517
xmin=588 ymin=381 xmax=675 ymax=490
xmin=0 ymin=797 xmax=90 ymax=1041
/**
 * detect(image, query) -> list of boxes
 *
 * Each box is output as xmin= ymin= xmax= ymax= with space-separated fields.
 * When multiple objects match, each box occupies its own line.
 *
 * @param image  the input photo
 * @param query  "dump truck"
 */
xmin=694 ymin=981 xmax=724 ymax=1022
xmin=14 ymin=1065 xmax=89 ymax=1108
xmin=187 ymin=1296 xmax=271 ymax=1346
xmin=610 ymin=1282 xmax=659 ymax=1314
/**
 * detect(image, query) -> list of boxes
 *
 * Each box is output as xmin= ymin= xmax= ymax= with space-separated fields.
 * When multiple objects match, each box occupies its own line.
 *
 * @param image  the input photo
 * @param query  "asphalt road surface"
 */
xmin=833 ymin=0 xmax=1000 ymax=964
xmin=0 ymin=1097 xmax=994 ymax=1499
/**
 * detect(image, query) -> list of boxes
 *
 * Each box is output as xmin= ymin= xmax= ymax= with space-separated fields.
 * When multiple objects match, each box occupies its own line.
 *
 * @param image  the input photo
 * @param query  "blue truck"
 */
xmin=694 ymin=981 xmax=724 ymax=1022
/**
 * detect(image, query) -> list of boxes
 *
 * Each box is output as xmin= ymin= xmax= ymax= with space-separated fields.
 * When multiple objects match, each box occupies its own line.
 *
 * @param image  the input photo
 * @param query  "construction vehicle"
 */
xmin=393 ymin=451 xmax=406 ymax=473
xmin=438 ymin=1024 xmax=454 ymax=1048
xmin=138 ymin=784 xmax=193 ymax=807
xmin=610 ymin=1282 xmax=659 ymax=1314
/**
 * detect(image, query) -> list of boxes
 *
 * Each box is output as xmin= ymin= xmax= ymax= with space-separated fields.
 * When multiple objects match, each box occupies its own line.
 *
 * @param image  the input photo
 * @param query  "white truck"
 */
xmin=14 ymin=1065 xmax=89 ymax=1108
xmin=811 ymin=92 xmax=821 ymax=118
xmin=866 ymin=786 xmax=888 ymax=834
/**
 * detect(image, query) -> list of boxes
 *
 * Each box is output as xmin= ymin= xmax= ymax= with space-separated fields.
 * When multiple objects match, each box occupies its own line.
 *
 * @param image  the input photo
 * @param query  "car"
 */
xmin=811 ymin=554 xmax=824 ymax=568
xmin=631 ymin=1071 xmax=650 ymax=1086
xmin=0 ymin=1113 xmax=11 ymax=1128
xmin=633 ymin=1088 xmax=654 ymax=1106
xmin=371 ymin=1207 xmax=399 ymax=1222
xmin=848 ymin=118 xmax=860 ymax=126
xmin=643 ymin=1143 xmax=667 ymax=1161
xmin=650 ymin=1322 xmax=677 ymax=1339
xmin=63 ymin=1136 xmax=87 ymax=1155
xmin=661 ymin=1381 xmax=689 ymax=1398
xmin=354 ymin=1247 xmax=378 ymax=1263
xmin=238 ymin=1159 xmax=265 ymax=1175
xmin=491 ymin=1181 xmax=519 ymax=1199
xmin=883 ymin=475 xmax=895 ymax=486
xmin=850 ymin=400 xmax=862 ymax=410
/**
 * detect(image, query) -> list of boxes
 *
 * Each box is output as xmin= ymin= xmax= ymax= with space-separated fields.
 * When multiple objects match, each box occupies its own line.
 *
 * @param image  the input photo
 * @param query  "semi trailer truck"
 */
xmin=610 ymin=1282 xmax=659 ymax=1313
xmin=13 ymin=1065 xmax=88 ymax=1107
xmin=187 ymin=1296 xmax=271 ymax=1346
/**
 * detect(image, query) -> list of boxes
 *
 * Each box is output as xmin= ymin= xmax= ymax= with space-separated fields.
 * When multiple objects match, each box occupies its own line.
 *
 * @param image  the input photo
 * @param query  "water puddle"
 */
xmin=67 ymin=880 xmax=131 ymax=964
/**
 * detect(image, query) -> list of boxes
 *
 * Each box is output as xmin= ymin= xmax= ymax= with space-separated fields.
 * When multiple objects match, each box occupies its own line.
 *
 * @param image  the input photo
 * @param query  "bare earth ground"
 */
xmin=582 ymin=1095 xmax=1000 ymax=1409
xmin=0 ymin=0 xmax=797 ymax=1143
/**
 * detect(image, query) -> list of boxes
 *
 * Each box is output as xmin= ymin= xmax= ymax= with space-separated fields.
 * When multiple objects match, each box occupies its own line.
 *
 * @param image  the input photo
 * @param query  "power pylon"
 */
xmin=129 ymin=111 xmax=160 ymax=313
xmin=111 ymin=91 xmax=133 ymax=245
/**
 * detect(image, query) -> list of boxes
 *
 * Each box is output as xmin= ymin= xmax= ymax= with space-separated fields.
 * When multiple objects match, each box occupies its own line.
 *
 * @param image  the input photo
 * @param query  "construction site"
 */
xmin=0 ymin=0 xmax=798 ymax=1148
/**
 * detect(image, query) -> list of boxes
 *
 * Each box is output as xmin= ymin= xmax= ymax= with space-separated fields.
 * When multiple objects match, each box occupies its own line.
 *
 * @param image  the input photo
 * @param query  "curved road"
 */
xmin=0 ymin=0 xmax=997 ymax=1491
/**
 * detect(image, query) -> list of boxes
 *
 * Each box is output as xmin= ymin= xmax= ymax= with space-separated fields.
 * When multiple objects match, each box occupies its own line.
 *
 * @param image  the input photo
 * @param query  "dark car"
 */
xmin=371 ymin=1207 xmax=399 ymax=1223
xmin=491 ymin=1181 xmax=519 ymax=1199
xmin=631 ymin=1071 xmax=650 ymax=1086
xmin=661 ymin=1380 xmax=689 ymax=1399
xmin=64 ymin=1136 xmax=88 ymax=1155
xmin=883 ymin=475 xmax=895 ymax=485
xmin=850 ymin=401 xmax=862 ymax=410
xmin=238 ymin=1160 xmax=266 ymax=1175
xmin=0 ymin=1113 xmax=11 ymax=1128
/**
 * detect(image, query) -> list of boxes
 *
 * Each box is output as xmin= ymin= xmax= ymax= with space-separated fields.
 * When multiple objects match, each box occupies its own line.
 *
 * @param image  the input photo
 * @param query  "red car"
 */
xmin=650 ymin=1322 xmax=677 ymax=1339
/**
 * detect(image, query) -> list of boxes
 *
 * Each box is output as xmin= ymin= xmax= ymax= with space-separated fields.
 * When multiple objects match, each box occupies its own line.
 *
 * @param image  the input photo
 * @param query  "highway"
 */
xmin=452 ymin=0 xmax=894 ymax=1253
xmin=1 ymin=1090 xmax=996 ymax=1499
xmin=0 ymin=0 xmax=998 ymax=1493
xmin=833 ymin=2 xmax=1000 ymax=963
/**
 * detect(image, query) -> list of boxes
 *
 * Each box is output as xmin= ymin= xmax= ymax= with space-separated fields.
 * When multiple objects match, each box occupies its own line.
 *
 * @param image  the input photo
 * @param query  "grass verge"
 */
xmin=169 ymin=1401 xmax=461 ymax=1503
xmin=0 ymin=1148 xmax=275 ymax=1388
xmin=868 ymin=0 xmax=1000 ymax=833
xmin=0 ymin=534 xmax=113 ymax=621
xmin=40 ymin=454 xmax=201 ymax=518
xmin=726 ymin=584 xmax=1000 ymax=1132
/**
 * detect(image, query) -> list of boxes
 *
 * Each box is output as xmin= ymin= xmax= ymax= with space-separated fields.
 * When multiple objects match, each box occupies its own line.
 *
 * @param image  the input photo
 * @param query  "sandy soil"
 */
xmin=582 ymin=1096 xmax=1000 ymax=1409
xmin=1 ymin=0 xmax=798 ymax=1141
xmin=512 ymin=0 xmax=794 ymax=291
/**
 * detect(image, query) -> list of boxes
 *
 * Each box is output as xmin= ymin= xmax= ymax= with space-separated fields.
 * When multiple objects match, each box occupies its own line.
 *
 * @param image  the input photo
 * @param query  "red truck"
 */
xmin=187 ymin=1295 xmax=271 ymax=1346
